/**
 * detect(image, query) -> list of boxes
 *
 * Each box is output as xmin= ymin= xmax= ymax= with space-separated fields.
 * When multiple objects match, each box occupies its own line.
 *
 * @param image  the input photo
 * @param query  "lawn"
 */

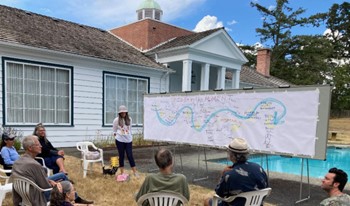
xmin=2 ymin=118 xmax=349 ymax=206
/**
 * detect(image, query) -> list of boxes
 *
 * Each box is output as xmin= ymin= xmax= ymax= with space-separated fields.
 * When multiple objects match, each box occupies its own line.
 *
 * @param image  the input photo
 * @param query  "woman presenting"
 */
xmin=113 ymin=105 xmax=138 ymax=176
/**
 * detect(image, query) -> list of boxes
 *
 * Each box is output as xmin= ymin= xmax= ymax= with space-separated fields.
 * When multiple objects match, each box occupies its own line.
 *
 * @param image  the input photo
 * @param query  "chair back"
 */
xmin=0 ymin=168 xmax=12 ymax=206
xmin=137 ymin=191 xmax=188 ymax=206
xmin=212 ymin=188 xmax=272 ymax=206
xmin=12 ymin=176 xmax=52 ymax=206
xmin=35 ymin=157 xmax=52 ymax=176
xmin=76 ymin=141 xmax=104 ymax=178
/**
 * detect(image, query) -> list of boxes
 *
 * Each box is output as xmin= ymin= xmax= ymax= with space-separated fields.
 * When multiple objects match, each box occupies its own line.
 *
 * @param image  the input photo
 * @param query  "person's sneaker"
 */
xmin=75 ymin=196 xmax=94 ymax=204
xmin=134 ymin=172 xmax=140 ymax=178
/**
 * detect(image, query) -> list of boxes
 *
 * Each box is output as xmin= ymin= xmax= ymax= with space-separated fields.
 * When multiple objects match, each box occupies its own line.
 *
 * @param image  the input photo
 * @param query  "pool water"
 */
xmin=215 ymin=147 xmax=350 ymax=180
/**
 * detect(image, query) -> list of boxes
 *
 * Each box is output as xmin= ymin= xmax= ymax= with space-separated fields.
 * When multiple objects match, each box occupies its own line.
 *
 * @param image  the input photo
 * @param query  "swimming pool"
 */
xmin=215 ymin=146 xmax=350 ymax=180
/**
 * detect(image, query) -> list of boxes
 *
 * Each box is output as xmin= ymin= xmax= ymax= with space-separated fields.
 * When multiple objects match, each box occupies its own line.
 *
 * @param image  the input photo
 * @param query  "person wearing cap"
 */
xmin=204 ymin=137 xmax=268 ymax=206
xmin=0 ymin=133 xmax=20 ymax=171
xmin=113 ymin=105 xmax=138 ymax=176
xmin=320 ymin=167 xmax=350 ymax=205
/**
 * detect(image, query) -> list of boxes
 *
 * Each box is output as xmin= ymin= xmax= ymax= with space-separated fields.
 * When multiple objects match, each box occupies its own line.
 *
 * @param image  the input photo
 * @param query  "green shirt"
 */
xmin=135 ymin=172 xmax=190 ymax=203
xmin=320 ymin=193 xmax=350 ymax=206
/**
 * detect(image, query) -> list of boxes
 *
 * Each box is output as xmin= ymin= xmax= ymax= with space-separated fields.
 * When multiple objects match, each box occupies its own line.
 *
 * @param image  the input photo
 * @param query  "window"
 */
xmin=104 ymin=72 xmax=148 ymax=126
xmin=3 ymin=58 xmax=72 ymax=125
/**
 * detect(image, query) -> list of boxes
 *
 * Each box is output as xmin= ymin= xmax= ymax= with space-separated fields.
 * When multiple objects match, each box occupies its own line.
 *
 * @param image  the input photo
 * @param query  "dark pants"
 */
xmin=115 ymin=140 xmax=136 ymax=168
xmin=43 ymin=155 xmax=64 ymax=174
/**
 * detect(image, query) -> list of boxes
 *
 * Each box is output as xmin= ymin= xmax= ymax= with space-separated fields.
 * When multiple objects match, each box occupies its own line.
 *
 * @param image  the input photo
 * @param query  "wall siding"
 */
xmin=0 ymin=45 xmax=164 ymax=147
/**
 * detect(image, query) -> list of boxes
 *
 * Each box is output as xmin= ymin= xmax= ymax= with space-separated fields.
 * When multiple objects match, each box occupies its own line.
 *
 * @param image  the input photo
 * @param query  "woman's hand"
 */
xmin=58 ymin=150 xmax=65 ymax=156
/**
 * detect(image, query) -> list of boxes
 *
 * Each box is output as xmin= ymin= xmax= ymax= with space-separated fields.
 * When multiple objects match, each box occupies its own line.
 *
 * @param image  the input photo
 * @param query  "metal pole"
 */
xmin=193 ymin=147 xmax=209 ymax=182
xmin=295 ymin=158 xmax=311 ymax=204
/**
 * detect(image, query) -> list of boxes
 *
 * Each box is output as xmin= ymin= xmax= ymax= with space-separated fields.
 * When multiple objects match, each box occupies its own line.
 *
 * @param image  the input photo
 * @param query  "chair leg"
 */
xmin=0 ymin=192 xmax=5 ymax=206
xmin=83 ymin=161 xmax=88 ymax=178
xmin=212 ymin=196 xmax=218 ymax=206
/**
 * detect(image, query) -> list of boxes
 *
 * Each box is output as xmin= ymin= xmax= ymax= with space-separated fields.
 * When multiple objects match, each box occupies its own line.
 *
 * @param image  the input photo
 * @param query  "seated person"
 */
xmin=135 ymin=148 xmax=190 ymax=204
xmin=320 ymin=167 xmax=350 ymax=205
xmin=0 ymin=133 xmax=20 ymax=172
xmin=204 ymin=138 xmax=268 ymax=206
xmin=11 ymin=135 xmax=93 ymax=205
xmin=33 ymin=123 xmax=67 ymax=174
xmin=50 ymin=180 xmax=75 ymax=206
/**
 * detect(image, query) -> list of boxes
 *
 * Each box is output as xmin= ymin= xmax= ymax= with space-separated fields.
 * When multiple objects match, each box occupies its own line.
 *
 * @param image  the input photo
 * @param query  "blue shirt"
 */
xmin=215 ymin=161 xmax=268 ymax=206
xmin=1 ymin=146 xmax=20 ymax=165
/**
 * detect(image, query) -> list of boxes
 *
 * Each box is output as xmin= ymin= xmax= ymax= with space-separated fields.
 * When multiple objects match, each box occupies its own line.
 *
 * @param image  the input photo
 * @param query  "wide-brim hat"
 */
xmin=226 ymin=138 xmax=249 ymax=153
xmin=118 ymin=105 xmax=128 ymax=113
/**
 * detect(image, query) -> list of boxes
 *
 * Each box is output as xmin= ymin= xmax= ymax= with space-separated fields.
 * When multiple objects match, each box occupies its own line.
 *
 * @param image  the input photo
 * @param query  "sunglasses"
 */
xmin=5 ymin=138 xmax=15 ymax=141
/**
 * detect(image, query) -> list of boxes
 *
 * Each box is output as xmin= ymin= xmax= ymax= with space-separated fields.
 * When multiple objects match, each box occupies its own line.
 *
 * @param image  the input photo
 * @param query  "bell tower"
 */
xmin=136 ymin=0 xmax=163 ymax=21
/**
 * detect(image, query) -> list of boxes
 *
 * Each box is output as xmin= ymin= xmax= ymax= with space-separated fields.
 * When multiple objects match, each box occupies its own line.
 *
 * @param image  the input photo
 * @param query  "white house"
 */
xmin=0 ymin=1 xmax=289 ymax=146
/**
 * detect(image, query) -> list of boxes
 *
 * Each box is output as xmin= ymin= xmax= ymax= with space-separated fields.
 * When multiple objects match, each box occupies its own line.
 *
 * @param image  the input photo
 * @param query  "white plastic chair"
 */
xmin=76 ymin=141 xmax=104 ymax=178
xmin=137 ymin=191 xmax=188 ymax=206
xmin=212 ymin=188 xmax=272 ymax=206
xmin=35 ymin=157 xmax=53 ymax=176
xmin=0 ymin=168 xmax=12 ymax=206
xmin=12 ymin=176 xmax=52 ymax=206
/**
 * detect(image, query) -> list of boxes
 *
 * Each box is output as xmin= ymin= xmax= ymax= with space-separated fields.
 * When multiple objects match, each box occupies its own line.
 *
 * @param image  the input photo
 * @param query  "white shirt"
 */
xmin=112 ymin=117 xmax=133 ymax=143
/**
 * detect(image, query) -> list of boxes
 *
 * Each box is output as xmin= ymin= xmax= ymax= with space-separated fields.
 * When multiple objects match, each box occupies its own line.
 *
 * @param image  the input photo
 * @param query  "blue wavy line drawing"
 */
xmin=153 ymin=98 xmax=286 ymax=132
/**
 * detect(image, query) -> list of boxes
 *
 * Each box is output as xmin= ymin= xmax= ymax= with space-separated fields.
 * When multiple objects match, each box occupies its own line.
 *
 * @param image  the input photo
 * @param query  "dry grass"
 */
xmin=2 ymin=155 xmax=214 ymax=206
xmin=328 ymin=118 xmax=350 ymax=144
xmin=3 ymin=118 xmax=350 ymax=206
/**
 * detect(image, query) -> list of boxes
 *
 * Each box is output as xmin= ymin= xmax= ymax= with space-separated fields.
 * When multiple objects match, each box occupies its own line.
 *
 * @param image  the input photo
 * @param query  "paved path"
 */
xmin=67 ymin=145 xmax=350 ymax=206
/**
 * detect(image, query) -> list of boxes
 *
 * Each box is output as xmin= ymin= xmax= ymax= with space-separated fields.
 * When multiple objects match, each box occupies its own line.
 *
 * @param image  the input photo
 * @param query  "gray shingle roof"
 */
xmin=239 ymin=66 xmax=292 ymax=87
xmin=146 ymin=28 xmax=222 ymax=53
xmin=0 ymin=5 xmax=166 ymax=70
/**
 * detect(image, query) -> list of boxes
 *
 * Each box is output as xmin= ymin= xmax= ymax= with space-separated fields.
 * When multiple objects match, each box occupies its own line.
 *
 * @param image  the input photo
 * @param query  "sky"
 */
xmin=0 ymin=0 xmax=346 ymax=47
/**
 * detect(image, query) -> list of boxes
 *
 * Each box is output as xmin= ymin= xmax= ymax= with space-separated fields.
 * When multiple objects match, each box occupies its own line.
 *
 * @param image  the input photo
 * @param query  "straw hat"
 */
xmin=226 ymin=138 xmax=249 ymax=153
xmin=118 ymin=105 xmax=128 ymax=113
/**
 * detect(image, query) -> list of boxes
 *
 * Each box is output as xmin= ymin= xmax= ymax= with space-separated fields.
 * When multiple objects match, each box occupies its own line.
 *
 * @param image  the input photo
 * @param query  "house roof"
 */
xmin=0 ymin=5 xmax=167 ymax=70
xmin=110 ymin=19 xmax=194 ymax=51
xmin=146 ymin=28 xmax=223 ymax=53
xmin=239 ymin=66 xmax=292 ymax=87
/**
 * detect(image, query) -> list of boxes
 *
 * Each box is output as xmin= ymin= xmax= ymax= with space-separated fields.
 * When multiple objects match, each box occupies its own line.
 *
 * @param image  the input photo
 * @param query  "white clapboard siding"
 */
xmin=0 ymin=46 xmax=163 ymax=147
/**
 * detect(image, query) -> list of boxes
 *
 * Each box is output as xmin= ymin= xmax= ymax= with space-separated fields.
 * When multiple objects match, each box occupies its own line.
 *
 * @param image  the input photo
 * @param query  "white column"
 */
xmin=216 ymin=66 xmax=226 ymax=89
xmin=200 ymin=63 xmax=210 ymax=91
xmin=182 ymin=60 xmax=192 ymax=92
xmin=232 ymin=70 xmax=240 ymax=89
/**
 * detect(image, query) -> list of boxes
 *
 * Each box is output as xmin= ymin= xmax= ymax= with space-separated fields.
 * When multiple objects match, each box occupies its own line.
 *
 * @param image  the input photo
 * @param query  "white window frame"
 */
xmin=3 ymin=58 xmax=73 ymax=126
xmin=103 ymin=72 xmax=149 ymax=126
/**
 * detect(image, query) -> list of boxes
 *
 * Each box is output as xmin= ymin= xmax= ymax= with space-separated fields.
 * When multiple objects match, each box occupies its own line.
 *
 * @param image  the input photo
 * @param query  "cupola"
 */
xmin=136 ymin=0 xmax=163 ymax=21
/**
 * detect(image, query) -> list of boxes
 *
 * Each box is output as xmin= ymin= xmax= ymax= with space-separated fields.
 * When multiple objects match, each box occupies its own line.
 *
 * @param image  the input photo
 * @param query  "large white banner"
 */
xmin=144 ymin=89 xmax=320 ymax=157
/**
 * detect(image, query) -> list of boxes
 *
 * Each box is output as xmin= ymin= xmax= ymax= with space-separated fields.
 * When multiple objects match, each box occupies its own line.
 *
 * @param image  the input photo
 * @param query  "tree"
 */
xmin=250 ymin=0 xmax=329 ymax=79
xmin=250 ymin=1 xmax=350 ymax=110
xmin=282 ymin=35 xmax=334 ymax=85
xmin=324 ymin=2 xmax=350 ymax=110
xmin=325 ymin=2 xmax=350 ymax=59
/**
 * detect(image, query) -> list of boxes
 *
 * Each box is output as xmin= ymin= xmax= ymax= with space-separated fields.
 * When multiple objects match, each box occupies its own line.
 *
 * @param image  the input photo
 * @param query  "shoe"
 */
xmin=134 ymin=172 xmax=140 ymax=178
xmin=75 ymin=196 xmax=94 ymax=204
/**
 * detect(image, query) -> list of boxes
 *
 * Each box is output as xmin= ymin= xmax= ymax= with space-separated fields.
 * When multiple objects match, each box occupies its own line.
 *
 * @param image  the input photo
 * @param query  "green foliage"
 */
xmin=88 ymin=130 xmax=115 ymax=148
xmin=239 ymin=45 xmax=257 ymax=67
xmin=88 ymin=129 xmax=152 ymax=148
xmin=330 ymin=64 xmax=350 ymax=110
xmin=251 ymin=0 xmax=350 ymax=110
